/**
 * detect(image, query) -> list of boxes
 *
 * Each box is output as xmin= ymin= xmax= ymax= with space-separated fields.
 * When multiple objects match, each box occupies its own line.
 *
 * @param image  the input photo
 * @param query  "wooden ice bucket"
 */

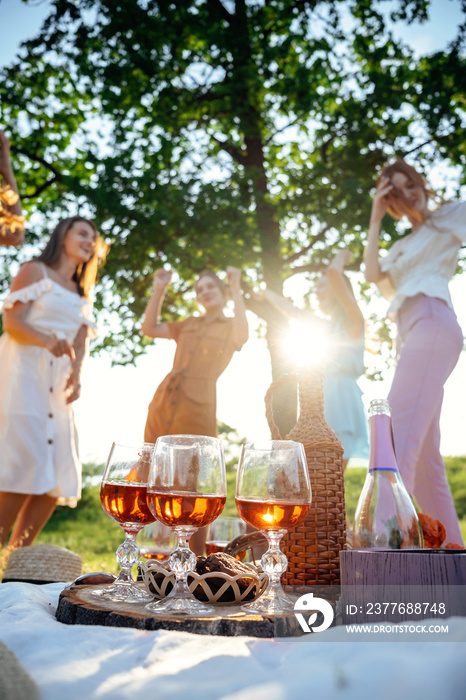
xmin=340 ymin=549 xmax=466 ymax=623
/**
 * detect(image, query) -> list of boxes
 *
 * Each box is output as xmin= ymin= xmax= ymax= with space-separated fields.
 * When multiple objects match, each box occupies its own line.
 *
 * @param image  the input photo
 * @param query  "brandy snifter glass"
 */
xmin=93 ymin=442 xmax=156 ymax=602
xmin=235 ymin=440 xmax=311 ymax=614
xmin=146 ymin=434 xmax=226 ymax=616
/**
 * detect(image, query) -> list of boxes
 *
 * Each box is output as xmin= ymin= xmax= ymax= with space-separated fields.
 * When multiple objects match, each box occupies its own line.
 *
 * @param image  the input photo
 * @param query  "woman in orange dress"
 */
xmin=142 ymin=266 xmax=249 ymax=442
xmin=142 ymin=267 xmax=248 ymax=555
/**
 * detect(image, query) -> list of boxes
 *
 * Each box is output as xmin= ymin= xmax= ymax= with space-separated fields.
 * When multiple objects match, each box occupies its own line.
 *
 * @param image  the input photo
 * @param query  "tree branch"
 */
xmin=16 ymin=147 xmax=62 ymax=178
xmin=284 ymin=224 xmax=331 ymax=264
xmin=209 ymin=133 xmax=249 ymax=166
xmin=321 ymin=134 xmax=335 ymax=164
xmin=285 ymin=261 xmax=322 ymax=276
xmin=288 ymin=257 xmax=363 ymax=277
xmin=209 ymin=0 xmax=233 ymax=24
xmin=403 ymin=138 xmax=436 ymax=156
xmin=265 ymin=116 xmax=301 ymax=146
xmin=21 ymin=175 xmax=60 ymax=200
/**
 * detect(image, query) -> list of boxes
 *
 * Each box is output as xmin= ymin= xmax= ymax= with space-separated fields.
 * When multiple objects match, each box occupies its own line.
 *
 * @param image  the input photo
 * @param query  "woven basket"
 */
xmin=2 ymin=544 xmax=83 ymax=584
xmin=265 ymin=367 xmax=346 ymax=589
xmin=140 ymin=560 xmax=268 ymax=605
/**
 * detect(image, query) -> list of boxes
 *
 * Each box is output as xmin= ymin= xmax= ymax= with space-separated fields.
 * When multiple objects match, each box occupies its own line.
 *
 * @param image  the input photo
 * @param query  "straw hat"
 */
xmin=0 ymin=641 xmax=39 ymax=700
xmin=2 ymin=544 xmax=82 ymax=584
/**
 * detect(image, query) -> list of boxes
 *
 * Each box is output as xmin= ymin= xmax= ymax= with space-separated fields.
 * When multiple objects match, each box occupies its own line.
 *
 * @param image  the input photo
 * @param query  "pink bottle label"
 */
xmin=368 ymin=414 xmax=399 ymax=472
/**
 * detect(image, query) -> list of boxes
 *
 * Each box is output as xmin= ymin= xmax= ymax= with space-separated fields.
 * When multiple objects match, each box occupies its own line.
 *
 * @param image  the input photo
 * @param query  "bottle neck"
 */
xmin=286 ymin=366 xmax=341 ymax=447
xmin=368 ymin=413 xmax=399 ymax=472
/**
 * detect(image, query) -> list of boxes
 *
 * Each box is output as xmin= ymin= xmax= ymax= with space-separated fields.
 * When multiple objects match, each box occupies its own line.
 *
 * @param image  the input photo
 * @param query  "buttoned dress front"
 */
xmin=144 ymin=313 xmax=241 ymax=442
xmin=0 ymin=268 xmax=97 ymax=506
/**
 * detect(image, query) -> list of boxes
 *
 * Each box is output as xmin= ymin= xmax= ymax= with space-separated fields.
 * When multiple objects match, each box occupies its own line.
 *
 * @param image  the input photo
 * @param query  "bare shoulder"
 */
xmin=9 ymin=261 xmax=44 ymax=292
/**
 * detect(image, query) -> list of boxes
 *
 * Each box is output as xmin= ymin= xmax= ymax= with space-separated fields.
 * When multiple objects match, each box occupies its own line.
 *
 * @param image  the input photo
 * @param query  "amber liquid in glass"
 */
xmin=140 ymin=549 xmax=173 ymax=561
xmin=205 ymin=541 xmax=246 ymax=560
xmin=147 ymin=492 xmax=226 ymax=529
xmin=235 ymin=498 xmax=309 ymax=530
xmin=100 ymin=481 xmax=155 ymax=525
xmin=205 ymin=541 xmax=227 ymax=555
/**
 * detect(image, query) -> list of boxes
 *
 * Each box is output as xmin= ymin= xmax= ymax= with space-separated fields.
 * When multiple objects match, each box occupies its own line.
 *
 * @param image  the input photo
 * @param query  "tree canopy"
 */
xmin=1 ymin=0 xmax=465 ymax=427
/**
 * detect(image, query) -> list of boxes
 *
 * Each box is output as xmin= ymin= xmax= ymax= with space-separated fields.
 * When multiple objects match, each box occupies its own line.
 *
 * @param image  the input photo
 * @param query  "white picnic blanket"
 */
xmin=0 ymin=582 xmax=465 ymax=699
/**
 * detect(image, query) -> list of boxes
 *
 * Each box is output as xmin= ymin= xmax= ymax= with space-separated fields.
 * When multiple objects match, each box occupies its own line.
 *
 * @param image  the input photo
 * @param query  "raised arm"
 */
xmin=3 ymin=262 xmax=75 ymax=359
xmin=0 ymin=130 xmax=25 ymax=247
xmin=226 ymin=266 xmax=249 ymax=349
xmin=259 ymin=287 xmax=307 ymax=320
xmin=364 ymin=175 xmax=392 ymax=284
xmin=326 ymin=250 xmax=364 ymax=339
xmin=141 ymin=268 xmax=173 ymax=338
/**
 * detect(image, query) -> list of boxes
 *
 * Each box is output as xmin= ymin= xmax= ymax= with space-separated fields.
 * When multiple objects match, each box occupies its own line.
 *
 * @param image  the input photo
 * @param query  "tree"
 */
xmin=1 ymin=0 xmax=465 ymax=432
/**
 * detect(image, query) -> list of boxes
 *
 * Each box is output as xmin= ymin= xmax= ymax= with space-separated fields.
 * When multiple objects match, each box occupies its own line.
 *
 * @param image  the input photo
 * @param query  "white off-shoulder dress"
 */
xmin=0 ymin=265 xmax=97 ymax=506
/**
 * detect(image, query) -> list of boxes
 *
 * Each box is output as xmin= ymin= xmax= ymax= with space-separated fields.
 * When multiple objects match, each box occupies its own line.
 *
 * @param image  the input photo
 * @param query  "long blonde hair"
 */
xmin=35 ymin=216 xmax=108 ymax=298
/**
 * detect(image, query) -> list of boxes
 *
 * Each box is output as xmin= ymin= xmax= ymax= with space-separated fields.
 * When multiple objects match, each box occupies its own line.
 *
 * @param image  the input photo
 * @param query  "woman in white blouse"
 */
xmin=365 ymin=159 xmax=465 ymax=546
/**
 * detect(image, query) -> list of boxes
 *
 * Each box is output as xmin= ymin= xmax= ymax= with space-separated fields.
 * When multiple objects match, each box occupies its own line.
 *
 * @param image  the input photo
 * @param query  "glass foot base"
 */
xmin=146 ymin=595 xmax=215 ymax=616
xmin=91 ymin=582 xmax=153 ymax=603
xmin=241 ymin=587 xmax=296 ymax=616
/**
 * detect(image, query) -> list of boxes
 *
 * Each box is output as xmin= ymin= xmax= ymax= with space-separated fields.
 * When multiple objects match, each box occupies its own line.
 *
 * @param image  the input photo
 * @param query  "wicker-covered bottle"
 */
xmin=265 ymin=366 xmax=346 ymax=589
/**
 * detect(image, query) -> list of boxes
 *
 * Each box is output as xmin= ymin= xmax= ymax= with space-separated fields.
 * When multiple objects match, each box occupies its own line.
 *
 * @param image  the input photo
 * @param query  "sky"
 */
xmin=1 ymin=0 xmax=466 ymax=465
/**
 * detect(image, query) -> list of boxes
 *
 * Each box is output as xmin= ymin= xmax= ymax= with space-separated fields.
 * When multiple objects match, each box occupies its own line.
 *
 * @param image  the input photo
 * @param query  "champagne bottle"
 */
xmin=353 ymin=399 xmax=423 ymax=550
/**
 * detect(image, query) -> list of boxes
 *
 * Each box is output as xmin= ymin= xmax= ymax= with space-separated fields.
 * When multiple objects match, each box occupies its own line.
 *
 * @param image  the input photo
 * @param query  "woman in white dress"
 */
xmin=364 ymin=159 xmax=465 ymax=546
xmin=0 ymin=216 xmax=106 ymax=548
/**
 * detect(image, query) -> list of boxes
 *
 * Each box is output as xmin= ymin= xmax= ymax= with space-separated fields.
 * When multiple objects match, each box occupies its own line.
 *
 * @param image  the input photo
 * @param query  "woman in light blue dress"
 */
xmin=322 ymin=317 xmax=369 ymax=465
xmin=262 ymin=250 xmax=369 ymax=468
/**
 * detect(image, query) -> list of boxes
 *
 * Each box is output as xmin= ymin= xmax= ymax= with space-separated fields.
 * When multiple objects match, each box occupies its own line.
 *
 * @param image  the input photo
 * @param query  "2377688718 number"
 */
xmin=346 ymin=602 xmax=446 ymax=616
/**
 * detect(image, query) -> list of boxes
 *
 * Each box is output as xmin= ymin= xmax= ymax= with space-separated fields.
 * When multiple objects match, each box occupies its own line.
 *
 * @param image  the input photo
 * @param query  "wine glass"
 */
xmin=205 ymin=516 xmax=247 ymax=555
xmin=146 ymin=434 xmax=226 ymax=616
xmin=137 ymin=520 xmax=178 ymax=561
xmin=235 ymin=440 xmax=311 ymax=614
xmin=92 ymin=442 xmax=156 ymax=602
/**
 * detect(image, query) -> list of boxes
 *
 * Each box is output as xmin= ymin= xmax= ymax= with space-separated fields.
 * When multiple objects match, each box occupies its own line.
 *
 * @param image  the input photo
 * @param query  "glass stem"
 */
xmin=115 ymin=527 xmax=140 ymax=584
xmin=262 ymin=529 xmax=287 ymax=595
xmin=169 ymin=528 xmax=197 ymax=598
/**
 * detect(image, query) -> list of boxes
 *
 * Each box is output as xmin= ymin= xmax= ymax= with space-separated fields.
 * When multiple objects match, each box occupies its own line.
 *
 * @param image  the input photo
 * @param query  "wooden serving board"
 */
xmin=56 ymin=584 xmax=301 ymax=638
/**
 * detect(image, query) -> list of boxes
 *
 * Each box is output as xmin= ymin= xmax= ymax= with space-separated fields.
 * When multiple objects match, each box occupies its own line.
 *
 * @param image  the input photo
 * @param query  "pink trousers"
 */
xmin=388 ymin=294 xmax=464 ymax=546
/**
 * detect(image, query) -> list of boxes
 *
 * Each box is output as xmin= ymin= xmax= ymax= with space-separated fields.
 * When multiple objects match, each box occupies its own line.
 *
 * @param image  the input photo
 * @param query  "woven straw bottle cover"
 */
xmin=265 ymin=366 xmax=346 ymax=589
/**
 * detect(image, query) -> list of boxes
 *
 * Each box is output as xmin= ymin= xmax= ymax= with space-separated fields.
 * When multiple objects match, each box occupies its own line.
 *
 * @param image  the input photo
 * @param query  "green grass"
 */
xmin=344 ymin=461 xmax=466 ymax=544
xmin=3 ymin=457 xmax=463 ymax=577
xmin=35 ymin=482 xmax=124 ymax=574
xmin=29 ymin=468 xmax=241 ymax=575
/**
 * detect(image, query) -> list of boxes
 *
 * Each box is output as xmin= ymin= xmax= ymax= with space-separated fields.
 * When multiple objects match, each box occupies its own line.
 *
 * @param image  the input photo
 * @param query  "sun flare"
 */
xmin=280 ymin=318 xmax=332 ymax=369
